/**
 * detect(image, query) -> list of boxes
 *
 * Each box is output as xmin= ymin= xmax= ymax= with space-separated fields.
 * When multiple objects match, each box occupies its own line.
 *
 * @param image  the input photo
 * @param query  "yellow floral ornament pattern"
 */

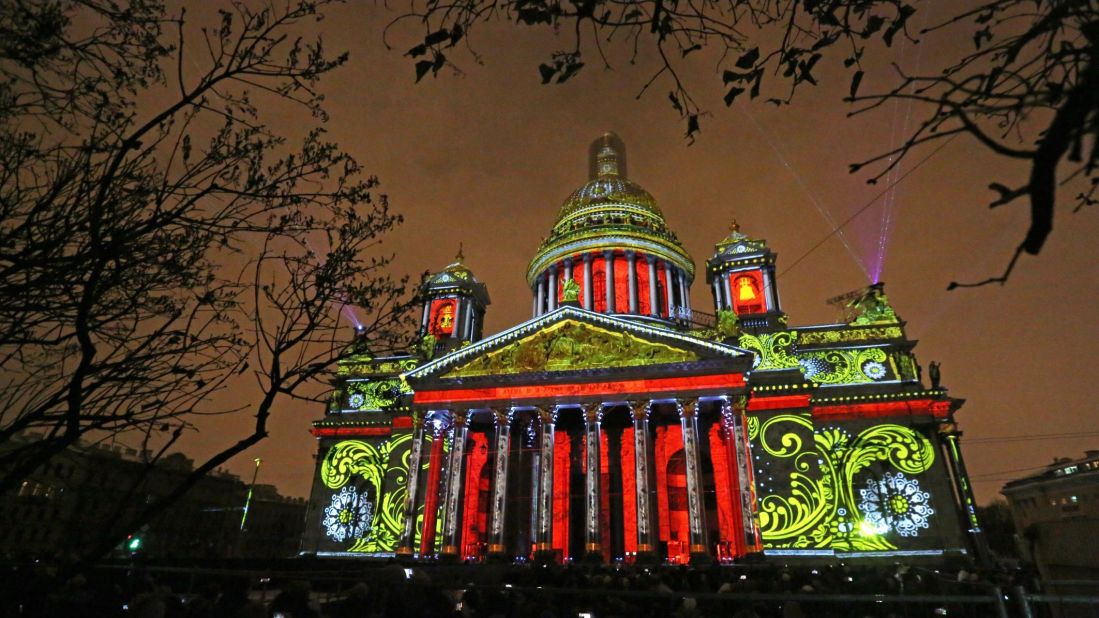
xmin=753 ymin=413 xmax=936 ymax=551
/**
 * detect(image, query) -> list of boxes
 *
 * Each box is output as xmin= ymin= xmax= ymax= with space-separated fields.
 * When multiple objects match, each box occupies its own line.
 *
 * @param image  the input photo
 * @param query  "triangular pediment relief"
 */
xmin=405 ymin=306 xmax=749 ymax=383
xmin=443 ymin=320 xmax=698 ymax=378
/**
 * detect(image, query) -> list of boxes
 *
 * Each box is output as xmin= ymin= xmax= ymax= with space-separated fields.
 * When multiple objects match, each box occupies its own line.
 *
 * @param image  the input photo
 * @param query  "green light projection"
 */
xmin=751 ymin=413 xmax=937 ymax=551
xmin=320 ymin=435 xmax=430 ymax=553
xmin=345 ymin=377 xmax=413 ymax=411
xmin=738 ymin=331 xmax=799 ymax=370
xmin=796 ymin=347 xmax=893 ymax=385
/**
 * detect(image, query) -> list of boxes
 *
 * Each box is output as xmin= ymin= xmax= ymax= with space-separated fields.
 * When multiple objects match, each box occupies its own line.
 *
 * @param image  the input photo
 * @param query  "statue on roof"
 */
xmin=561 ymin=278 xmax=581 ymax=303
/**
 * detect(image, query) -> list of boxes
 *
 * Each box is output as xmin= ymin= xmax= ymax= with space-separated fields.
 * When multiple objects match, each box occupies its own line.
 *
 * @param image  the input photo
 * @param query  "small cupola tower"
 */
xmin=706 ymin=221 xmax=785 ymax=331
xmin=418 ymin=246 xmax=490 ymax=351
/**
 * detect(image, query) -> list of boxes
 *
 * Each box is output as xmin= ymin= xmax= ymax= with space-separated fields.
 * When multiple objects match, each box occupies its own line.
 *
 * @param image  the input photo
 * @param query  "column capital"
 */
xmin=676 ymin=398 xmax=699 ymax=418
xmin=492 ymin=408 xmax=513 ymax=426
xmin=536 ymin=406 xmax=559 ymax=424
xmin=625 ymin=249 xmax=636 ymax=260
xmin=582 ymin=402 xmax=604 ymax=424
xmin=451 ymin=409 xmax=471 ymax=428
xmin=719 ymin=396 xmax=747 ymax=424
xmin=645 ymin=254 xmax=657 ymax=265
xmin=582 ymin=252 xmax=593 ymax=263
xmin=627 ymin=399 xmax=652 ymax=421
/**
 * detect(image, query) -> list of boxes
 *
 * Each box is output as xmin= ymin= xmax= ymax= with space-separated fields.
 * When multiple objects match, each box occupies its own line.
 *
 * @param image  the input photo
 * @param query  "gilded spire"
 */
xmin=455 ymin=242 xmax=464 ymax=263
xmin=587 ymin=132 xmax=627 ymax=180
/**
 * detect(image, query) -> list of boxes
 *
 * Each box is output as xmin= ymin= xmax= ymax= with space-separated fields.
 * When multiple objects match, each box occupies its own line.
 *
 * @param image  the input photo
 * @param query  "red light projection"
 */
xmin=429 ymin=298 xmax=457 ymax=337
xmin=413 ymin=373 xmax=746 ymax=405
xmin=729 ymin=270 xmax=767 ymax=315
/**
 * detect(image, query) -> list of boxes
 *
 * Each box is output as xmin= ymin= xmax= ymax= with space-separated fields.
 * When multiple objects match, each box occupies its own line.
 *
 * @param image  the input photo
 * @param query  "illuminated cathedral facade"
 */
xmin=302 ymin=134 xmax=985 ymax=564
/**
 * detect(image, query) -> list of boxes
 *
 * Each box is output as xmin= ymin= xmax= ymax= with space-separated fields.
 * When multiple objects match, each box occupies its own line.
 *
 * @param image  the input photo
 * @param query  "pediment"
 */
xmin=405 ymin=306 xmax=748 ymax=383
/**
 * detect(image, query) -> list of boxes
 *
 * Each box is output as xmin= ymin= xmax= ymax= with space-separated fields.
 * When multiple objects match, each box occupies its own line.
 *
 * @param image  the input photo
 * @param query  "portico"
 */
xmin=397 ymin=306 xmax=758 ymax=564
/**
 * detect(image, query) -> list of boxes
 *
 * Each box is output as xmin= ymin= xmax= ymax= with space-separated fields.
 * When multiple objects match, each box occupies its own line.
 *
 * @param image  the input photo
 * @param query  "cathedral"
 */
xmin=301 ymin=133 xmax=984 ymax=565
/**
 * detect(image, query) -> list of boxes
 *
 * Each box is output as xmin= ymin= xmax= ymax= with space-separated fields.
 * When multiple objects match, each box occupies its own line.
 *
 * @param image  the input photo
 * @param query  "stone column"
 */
xmin=664 ymin=260 xmax=676 ymax=318
xmin=582 ymin=254 xmax=594 ymax=310
xmin=564 ymin=257 xmax=574 ymax=282
xmin=419 ymin=415 xmax=449 ymax=556
xmin=626 ymin=252 xmax=638 ymax=313
xmin=720 ymin=398 xmax=758 ymax=554
xmin=548 ymin=265 xmax=558 ymax=312
xmin=628 ymin=400 xmax=656 ymax=559
xmin=397 ymin=409 xmax=427 ymax=557
xmin=677 ymin=399 xmax=709 ymax=563
xmin=420 ymin=303 xmax=430 ymax=334
xmin=943 ymin=429 xmax=992 ymax=567
xmin=719 ymin=272 xmax=730 ymax=310
xmin=647 ymin=256 xmax=659 ymax=316
xmin=583 ymin=403 xmax=604 ymax=558
xmin=464 ymin=302 xmax=475 ymax=340
xmin=487 ymin=409 xmax=513 ymax=557
xmin=440 ymin=410 xmax=470 ymax=559
xmin=536 ymin=274 xmax=546 ymax=317
xmin=679 ymin=271 xmax=691 ymax=312
xmin=604 ymin=250 xmax=616 ymax=313
xmin=534 ymin=407 xmax=558 ymax=558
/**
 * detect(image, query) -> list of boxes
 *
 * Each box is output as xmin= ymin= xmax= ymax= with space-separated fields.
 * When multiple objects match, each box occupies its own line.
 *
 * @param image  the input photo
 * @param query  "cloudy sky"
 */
xmin=166 ymin=2 xmax=1099 ymax=504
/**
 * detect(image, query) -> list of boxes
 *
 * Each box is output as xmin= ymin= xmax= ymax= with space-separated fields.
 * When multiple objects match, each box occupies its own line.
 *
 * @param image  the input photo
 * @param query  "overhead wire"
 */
xmin=778 ymin=133 xmax=959 ymax=279
xmin=734 ymin=103 xmax=873 ymax=281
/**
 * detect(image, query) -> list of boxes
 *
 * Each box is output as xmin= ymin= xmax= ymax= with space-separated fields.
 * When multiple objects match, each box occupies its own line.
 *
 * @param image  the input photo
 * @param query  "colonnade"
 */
xmin=394 ymin=396 xmax=756 ymax=563
xmin=532 ymin=251 xmax=691 ymax=318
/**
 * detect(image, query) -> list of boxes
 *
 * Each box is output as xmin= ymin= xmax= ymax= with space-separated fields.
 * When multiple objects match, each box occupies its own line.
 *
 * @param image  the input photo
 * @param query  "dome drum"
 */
xmin=527 ymin=132 xmax=695 ymax=322
xmin=531 ymin=248 xmax=692 ymax=320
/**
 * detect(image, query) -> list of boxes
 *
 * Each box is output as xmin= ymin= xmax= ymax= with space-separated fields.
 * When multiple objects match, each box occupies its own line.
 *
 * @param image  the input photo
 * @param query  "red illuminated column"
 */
xmin=487 ymin=409 xmax=513 ymax=557
xmin=440 ymin=410 xmax=470 ymax=558
xmin=582 ymin=254 xmax=594 ymax=310
xmin=419 ymin=414 xmax=449 ymax=556
xmin=727 ymin=398 xmax=761 ymax=552
xmin=626 ymin=251 xmax=638 ymax=313
xmin=534 ymin=407 xmax=558 ymax=557
xmin=647 ymin=256 xmax=659 ymax=316
xmin=604 ymin=250 xmax=615 ymax=312
xmin=396 ymin=409 xmax=427 ymax=557
xmin=552 ymin=431 xmax=571 ymax=559
xmin=677 ymin=399 xmax=709 ymax=562
xmin=629 ymin=400 xmax=656 ymax=559
xmin=583 ymin=403 xmax=605 ymax=557
xmin=662 ymin=261 xmax=675 ymax=318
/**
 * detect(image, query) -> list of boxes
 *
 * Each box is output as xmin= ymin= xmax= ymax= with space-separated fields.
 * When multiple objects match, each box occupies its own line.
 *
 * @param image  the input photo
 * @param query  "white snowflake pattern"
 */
xmin=322 ymin=486 xmax=373 ymax=543
xmin=862 ymin=361 xmax=887 ymax=380
xmin=857 ymin=472 xmax=935 ymax=537
xmin=348 ymin=393 xmax=365 ymax=409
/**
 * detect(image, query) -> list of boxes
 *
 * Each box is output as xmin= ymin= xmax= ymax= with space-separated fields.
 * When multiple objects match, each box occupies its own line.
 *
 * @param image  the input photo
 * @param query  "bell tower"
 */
xmin=705 ymin=220 xmax=785 ymax=331
xmin=419 ymin=247 xmax=490 ymax=351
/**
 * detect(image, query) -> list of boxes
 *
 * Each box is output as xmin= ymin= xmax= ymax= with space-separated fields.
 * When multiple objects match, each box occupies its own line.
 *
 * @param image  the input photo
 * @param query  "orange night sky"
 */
xmin=160 ymin=2 xmax=1099 ymax=505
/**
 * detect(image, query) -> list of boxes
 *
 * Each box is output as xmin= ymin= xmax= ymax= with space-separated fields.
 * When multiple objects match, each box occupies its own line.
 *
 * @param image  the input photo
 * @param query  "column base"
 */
xmin=533 ymin=546 xmax=557 ymax=564
xmin=438 ymin=546 xmax=461 ymax=563
xmin=689 ymin=545 xmax=713 ymax=566
xmin=486 ymin=543 xmax=509 ymax=562
xmin=583 ymin=542 xmax=603 ymax=563
xmin=634 ymin=543 xmax=659 ymax=564
xmin=395 ymin=546 xmax=415 ymax=562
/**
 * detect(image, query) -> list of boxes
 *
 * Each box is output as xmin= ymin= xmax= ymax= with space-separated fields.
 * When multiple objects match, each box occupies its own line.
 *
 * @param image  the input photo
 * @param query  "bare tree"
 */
xmin=387 ymin=0 xmax=1098 ymax=285
xmin=0 ymin=0 xmax=415 ymax=563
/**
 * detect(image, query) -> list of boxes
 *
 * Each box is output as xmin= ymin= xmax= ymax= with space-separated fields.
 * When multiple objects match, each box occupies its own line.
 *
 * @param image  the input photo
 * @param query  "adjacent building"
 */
xmin=0 ymin=437 xmax=306 ymax=560
xmin=1002 ymin=451 xmax=1099 ymax=579
xmin=301 ymin=133 xmax=985 ymax=565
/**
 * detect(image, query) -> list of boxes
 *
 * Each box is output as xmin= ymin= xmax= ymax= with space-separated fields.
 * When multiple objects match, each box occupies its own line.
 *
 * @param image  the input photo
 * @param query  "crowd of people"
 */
xmin=0 ymin=559 xmax=1042 ymax=618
